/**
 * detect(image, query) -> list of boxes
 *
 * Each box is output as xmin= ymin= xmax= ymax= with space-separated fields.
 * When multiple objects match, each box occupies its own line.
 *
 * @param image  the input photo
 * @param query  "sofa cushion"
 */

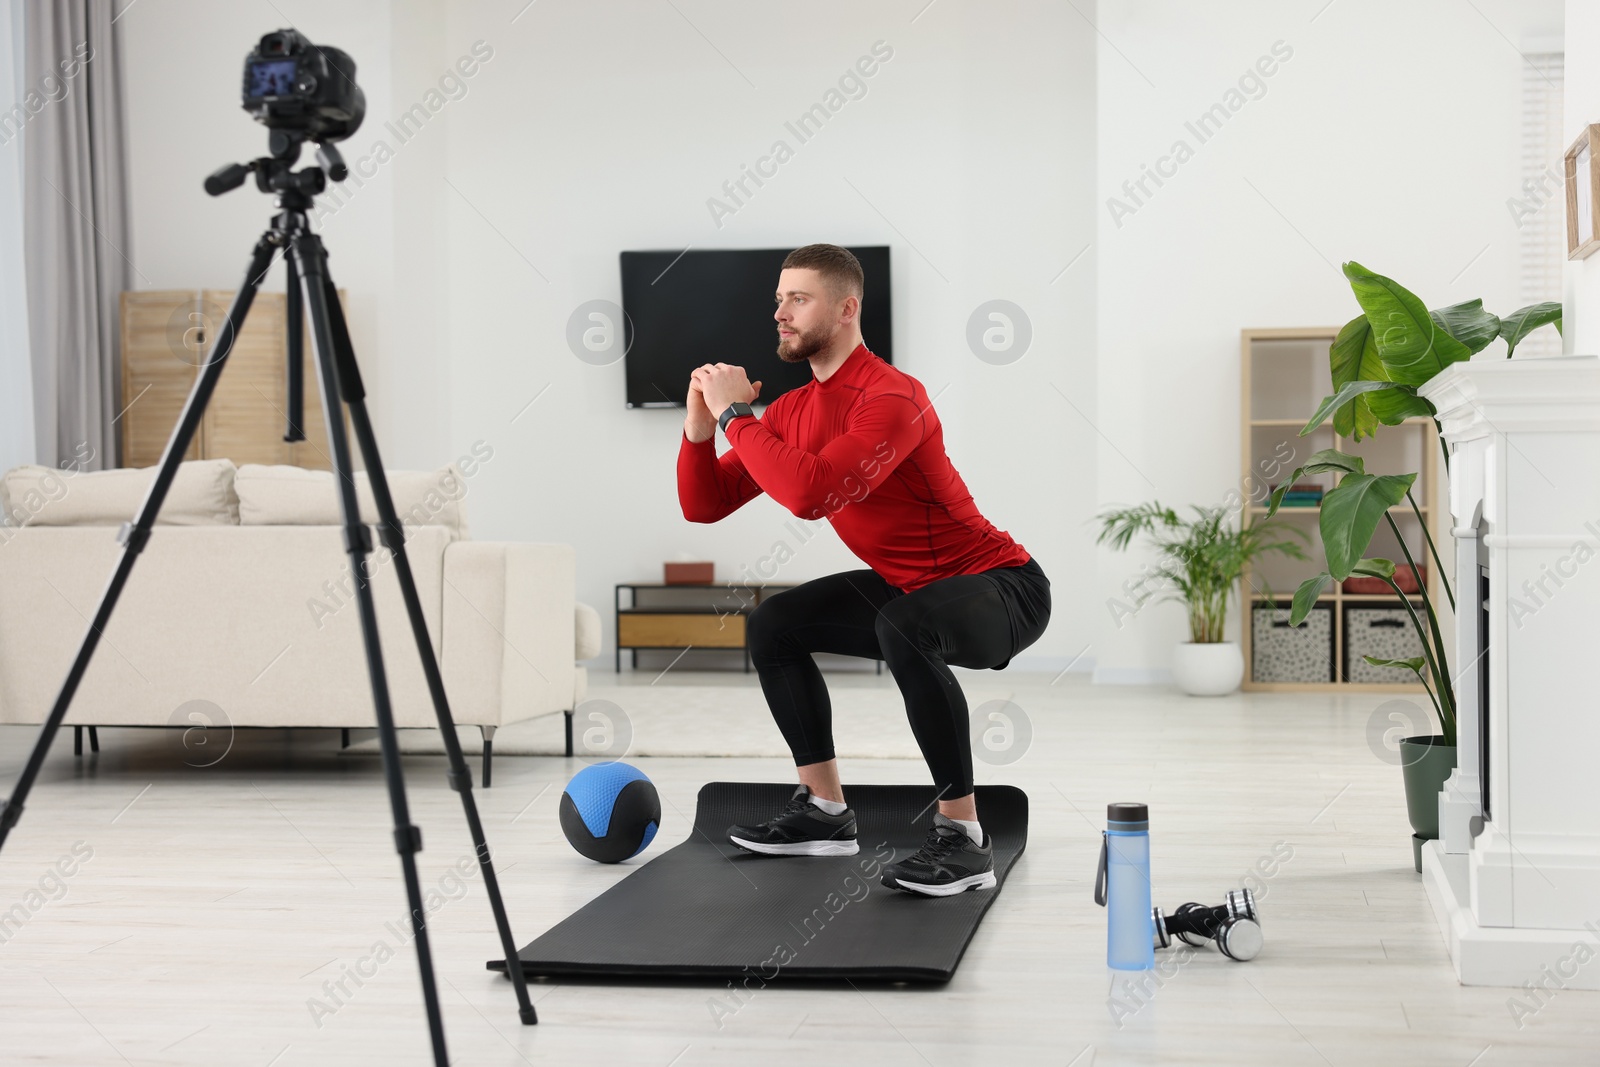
xmin=235 ymin=464 xmax=469 ymax=538
xmin=0 ymin=458 xmax=239 ymax=527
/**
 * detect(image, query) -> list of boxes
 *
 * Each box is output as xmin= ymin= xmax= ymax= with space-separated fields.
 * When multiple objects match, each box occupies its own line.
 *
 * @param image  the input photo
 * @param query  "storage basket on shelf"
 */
xmin=1344 ymin=605 xmax=1426 ymax=683
xmin=1250 ymin=601 xmax=1333 ymax=683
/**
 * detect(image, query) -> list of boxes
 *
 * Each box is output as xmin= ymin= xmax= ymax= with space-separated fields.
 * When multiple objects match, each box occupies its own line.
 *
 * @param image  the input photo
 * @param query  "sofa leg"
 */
xmin=480 ymin=725 xmax=496 ymax=789
xmin=74 ymin=726 xmax=82 ymax=757
xmin=341 ymin=728 xmax=350 ymax=749
xmin=564 ymin=709 xmax=574 ymax=758
xmin=89 ymin=726 xmax=99 ymax=753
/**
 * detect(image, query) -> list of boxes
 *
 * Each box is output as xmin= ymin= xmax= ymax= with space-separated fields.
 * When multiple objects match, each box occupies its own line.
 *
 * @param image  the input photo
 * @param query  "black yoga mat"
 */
xmin=487 ymin=781 xmax=1028 ymax=983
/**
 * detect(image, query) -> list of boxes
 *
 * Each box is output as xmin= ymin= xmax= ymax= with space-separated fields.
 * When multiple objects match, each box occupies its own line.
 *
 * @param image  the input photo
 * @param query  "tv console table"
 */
xmin=614 ymin=581 xmax=884 ymax=675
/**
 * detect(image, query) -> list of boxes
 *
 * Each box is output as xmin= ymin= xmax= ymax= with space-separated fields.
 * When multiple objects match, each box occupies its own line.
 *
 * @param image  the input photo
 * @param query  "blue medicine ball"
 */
xmin=559 ymin=762 xmax=661 ymax=863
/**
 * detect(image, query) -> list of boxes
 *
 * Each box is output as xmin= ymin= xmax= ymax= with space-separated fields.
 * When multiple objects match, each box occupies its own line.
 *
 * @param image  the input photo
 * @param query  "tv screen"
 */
xmin=620 ymin=246 xmax=892 ymax=408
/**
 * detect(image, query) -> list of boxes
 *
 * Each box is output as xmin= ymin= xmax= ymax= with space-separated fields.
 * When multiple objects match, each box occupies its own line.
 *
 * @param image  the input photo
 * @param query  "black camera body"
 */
xmin=241 ymin=29 xmax=364 ymax=143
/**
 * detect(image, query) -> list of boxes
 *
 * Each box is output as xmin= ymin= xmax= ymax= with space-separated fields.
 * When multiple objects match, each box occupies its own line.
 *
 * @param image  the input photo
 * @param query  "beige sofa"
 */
xmin=0 ymin=459 xmax=601 ymax=784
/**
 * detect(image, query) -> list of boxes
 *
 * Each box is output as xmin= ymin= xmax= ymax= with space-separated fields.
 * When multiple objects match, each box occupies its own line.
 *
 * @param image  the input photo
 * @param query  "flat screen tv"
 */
xmin=620 ymin=246 xmax=892 ymax=408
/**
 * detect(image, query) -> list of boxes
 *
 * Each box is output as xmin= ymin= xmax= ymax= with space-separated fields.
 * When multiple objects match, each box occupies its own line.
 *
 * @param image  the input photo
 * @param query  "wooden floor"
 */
xmin=0 ymin=670 xmax=1594 ymax=1066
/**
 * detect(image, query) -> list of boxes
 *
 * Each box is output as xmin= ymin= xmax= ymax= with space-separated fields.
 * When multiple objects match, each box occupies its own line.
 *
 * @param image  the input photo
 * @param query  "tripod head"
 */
xmin=206 ymin=29 xmax=362 ymax=210
xmin=203 ymin=129 xmax=348 ymax=210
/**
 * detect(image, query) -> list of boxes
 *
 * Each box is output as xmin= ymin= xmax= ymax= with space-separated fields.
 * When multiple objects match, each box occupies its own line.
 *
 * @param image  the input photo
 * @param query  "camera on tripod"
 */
xmin=241 ymin=29 xmax=364 ymax=142
xmin=0 ymin=32 xmax=545 ymax=1064
xmin=201 ymin=30 xmax=373 ymax=440
xmin=206 ymin=30 xmax=365 ymax=200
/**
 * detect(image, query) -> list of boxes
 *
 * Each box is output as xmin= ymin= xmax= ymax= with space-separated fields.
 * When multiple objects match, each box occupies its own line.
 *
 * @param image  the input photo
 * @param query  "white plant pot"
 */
xmin=1171 ymin=641 xmax=1243 ymax=696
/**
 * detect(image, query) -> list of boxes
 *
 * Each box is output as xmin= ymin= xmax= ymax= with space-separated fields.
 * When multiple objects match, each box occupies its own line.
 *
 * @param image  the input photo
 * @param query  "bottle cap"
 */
xmin=1107 ymin=802 xmax=1148 ymax=830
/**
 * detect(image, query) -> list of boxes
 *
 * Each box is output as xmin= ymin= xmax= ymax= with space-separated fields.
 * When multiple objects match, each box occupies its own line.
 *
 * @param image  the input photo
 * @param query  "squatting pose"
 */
xmin=678 ymin=244 xmax=1050 ymax=896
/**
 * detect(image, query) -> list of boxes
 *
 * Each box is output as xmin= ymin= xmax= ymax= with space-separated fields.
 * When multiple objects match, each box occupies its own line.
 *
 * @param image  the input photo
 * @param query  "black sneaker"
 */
xmin=880 ymin=814 xmax=996 ymax=896
xmin=727 ymin=785 xmax=859 ymax=856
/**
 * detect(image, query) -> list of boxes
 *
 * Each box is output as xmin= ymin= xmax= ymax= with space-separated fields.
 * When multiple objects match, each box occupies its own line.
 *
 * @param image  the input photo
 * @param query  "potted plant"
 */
xmin=1280 ymin=260 xmax=1560 ymax=869
xmin=1096 ymin=502 xmax=1309 ymax=696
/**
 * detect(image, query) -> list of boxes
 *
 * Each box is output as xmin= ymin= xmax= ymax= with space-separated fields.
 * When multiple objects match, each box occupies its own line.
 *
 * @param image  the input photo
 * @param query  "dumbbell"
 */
xmin=1151 ymin=888 xmax=1262 ymax=961
xmin=1171 ymin=889 xmax=1258 ymax=946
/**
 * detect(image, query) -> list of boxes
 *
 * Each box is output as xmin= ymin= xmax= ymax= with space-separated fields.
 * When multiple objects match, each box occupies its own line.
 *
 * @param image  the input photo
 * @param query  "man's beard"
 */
xmin=777 ymin=323 xmax=833 ymax=363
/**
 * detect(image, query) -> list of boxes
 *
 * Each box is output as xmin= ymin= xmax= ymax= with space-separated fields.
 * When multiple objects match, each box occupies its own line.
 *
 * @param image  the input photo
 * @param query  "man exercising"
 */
xmin=677 ymin=244 xmax=1050 ymax=896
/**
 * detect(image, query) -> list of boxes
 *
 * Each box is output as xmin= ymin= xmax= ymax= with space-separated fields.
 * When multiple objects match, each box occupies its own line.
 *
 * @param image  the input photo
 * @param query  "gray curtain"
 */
xmin=23 ymin=0 xmax=129 ymax=471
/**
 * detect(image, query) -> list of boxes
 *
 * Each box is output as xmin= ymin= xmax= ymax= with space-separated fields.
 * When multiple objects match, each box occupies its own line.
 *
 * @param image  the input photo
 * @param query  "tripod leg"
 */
xmin=291 ymin=234 xmax=451 ymax=1067
xmin=480 ymin=727 xmax=495 ymax=790
xmin=311 ymin=264 xmax=540 ymax=1025
xmin=283 ymin=252 xmax=306 ymax=444
xmin=0 ymin=236 xmax=277 ymax=854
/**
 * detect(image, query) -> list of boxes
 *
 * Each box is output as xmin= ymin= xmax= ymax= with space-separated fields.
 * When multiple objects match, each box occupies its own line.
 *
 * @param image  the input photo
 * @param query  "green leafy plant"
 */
xmin=1279 ymin=262 xmax=1562 ymax=745
xmin=1096 ymin=503 xmax=1308 ymax=644
xmin=1311 ymin=260 xmax=1560 ymax=446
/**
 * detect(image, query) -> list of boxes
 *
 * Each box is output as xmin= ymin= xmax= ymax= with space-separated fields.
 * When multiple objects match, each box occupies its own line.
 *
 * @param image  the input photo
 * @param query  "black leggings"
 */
xmin=746 ymin=557 xmax=1051 ymax=800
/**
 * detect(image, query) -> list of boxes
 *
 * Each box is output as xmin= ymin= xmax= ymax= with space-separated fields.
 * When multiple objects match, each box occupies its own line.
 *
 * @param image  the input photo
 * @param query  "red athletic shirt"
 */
xmin=677 ymin=343 xmax=1029 ymax=592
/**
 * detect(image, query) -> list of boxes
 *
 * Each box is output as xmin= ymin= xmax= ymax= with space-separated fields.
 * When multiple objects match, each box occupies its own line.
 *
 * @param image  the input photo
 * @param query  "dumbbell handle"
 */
xmin=1162 ymin=906 xmax=1226 ymax=939
xmin=1166 ymin=890 xmax=1257 ymax=932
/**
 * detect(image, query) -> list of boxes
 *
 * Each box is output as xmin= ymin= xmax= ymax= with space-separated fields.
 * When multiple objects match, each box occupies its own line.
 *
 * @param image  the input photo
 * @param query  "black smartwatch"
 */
xmin=718 ymin=401 xmax=754 ymax=433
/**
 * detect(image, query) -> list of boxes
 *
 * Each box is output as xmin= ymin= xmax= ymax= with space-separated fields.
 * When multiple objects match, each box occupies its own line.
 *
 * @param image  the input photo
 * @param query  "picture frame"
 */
xmin=1565 ymin=124 xmax=1600 ymax=259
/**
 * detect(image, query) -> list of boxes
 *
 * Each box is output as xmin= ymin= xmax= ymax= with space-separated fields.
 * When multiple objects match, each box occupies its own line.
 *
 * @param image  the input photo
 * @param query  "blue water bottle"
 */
xmin=1094 ymin=801 xmax=1154 ymax=970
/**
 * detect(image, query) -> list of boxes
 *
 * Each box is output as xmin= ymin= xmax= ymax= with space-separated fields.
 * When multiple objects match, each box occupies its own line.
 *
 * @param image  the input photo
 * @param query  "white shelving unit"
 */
xmin=1240 ymin=327 xmax=1443 ymax=693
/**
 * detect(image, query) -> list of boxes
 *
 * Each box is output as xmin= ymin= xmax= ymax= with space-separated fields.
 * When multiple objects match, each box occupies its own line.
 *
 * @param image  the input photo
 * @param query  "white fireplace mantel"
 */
xmin=1416 ymin=354 xmax=1600 ymax=989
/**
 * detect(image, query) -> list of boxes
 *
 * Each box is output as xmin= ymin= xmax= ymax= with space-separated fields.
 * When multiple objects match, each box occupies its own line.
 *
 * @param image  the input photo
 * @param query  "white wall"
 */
xmin=1564 ymin=0 xmax=1600 ymax=350
xmin=1092 ymin=0 xmax=1562 ymax=681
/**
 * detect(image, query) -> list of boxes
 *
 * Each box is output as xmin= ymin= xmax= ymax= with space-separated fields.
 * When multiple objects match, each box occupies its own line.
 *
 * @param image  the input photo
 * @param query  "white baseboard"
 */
xmin=1421 ymin=839 xmax=1600 ymax=990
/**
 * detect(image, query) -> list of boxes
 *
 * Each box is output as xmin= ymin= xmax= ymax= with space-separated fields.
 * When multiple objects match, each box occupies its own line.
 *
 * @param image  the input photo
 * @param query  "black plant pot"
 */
xmin=1398 ymin=734 xmax=1457 ymax=873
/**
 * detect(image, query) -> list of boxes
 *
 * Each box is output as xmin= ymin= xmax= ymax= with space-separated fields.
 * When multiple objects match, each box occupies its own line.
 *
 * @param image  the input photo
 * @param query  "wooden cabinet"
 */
xmin=614 ymin=582 xmax=780 ymax=673
xmin=119 ymin=289 xmax=347 ymax=470
xmin=614 ymin=582 xmax=886 ymax=674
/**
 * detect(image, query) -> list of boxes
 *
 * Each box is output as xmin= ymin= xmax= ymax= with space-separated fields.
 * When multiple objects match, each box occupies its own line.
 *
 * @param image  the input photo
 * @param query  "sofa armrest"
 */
xmin=575 ymin=602 xmax=601 ymax=660
xmin=442 ymin=541 xmax=576 ymax=727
